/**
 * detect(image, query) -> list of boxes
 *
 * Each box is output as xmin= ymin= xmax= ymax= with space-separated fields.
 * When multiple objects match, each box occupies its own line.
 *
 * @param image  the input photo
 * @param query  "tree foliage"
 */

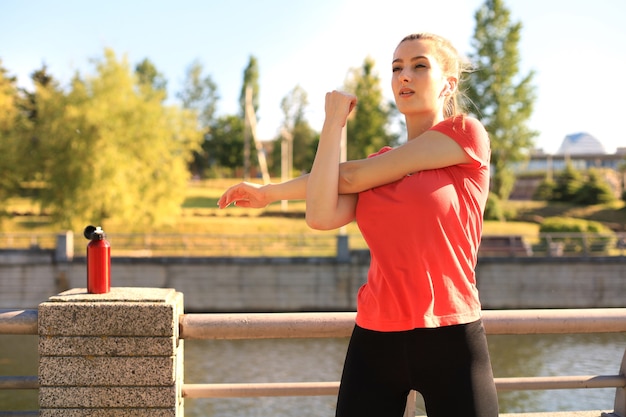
xmin=176 ymin=60 xmax=220 ymax=176
xmin=28 ymin=49 xmax=202 ymax=229
xmin=0 ymin=62 xmax=27 ymax=216
xmin=536 ymin=164 xmax=616 ymax=205
xmin=552 ymin=163 xmax=584 ymax=202
xmin=270 ymin=85 xmax=318 ymax=176
xmin=177 ymin=60 xmax=219 ymax=129
xmin=135 ymin=58 xmax=168 ymax=100
xmin=575 ymin=169 xmax=616 ymax=205
xmin=344 ymin=57 xmax=398 ymax=160
xmin=239 ymin=56 xmax=260 ymax=117
xmin=203 ymin=114 xmax=246 ymax=177
xmin=466 ymin=0 xmax=538 ymax=200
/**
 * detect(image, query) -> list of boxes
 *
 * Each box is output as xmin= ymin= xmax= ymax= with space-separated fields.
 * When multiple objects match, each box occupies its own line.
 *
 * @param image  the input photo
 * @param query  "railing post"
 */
xmin=38 ymin=287 xmax=184 ymax=416
xmin=54 ymin=231 xmax=74 ymax=262
xmin=608 ymin=348 xmax=626 ymax=417
xmin=336 ymin=234 xmax=349 ymax=263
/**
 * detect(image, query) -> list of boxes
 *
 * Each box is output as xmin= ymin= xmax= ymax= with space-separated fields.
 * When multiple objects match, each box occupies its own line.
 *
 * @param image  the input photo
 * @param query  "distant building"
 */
xmin=509 ymin=133 xmax=625 ymax=200
xmin=522 ymin=133 xmax=625 ymax=173
xmin=556 ymin=132 xmax=607 ymax=155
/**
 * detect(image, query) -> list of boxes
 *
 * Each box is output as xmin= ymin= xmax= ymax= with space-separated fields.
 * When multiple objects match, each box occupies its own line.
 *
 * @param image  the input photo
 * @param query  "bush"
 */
xmin=574 ymin=168 xmax=616 ymax=205
xmin=484 ymin=192 xmax=505 ymax=221
xmin=533 ymin=178 xmax=556 ymax=201
xmin=544 ymin=165 xmax=616 ymax=205
xmin=539 ymin=216 xmax=615 ymax=253
xmin=552 ymin=163 xmax=584 ymax=202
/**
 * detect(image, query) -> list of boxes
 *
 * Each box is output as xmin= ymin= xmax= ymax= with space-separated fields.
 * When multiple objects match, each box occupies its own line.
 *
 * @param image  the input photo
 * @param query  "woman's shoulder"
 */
xmin=433 ymin=115 xmax=487 ymax=140
xmin=441 ymin=114 xmax=484 ymax=129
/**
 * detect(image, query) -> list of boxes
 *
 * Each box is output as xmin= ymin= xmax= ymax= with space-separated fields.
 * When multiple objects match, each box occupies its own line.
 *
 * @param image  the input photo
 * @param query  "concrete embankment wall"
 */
xmin=1 ymin=250 xmax=625 ymax=311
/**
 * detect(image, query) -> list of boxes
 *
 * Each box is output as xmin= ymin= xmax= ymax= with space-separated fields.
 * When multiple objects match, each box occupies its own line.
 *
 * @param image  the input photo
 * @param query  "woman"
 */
xmin=218 ymin=33 xmax=499 ymax=417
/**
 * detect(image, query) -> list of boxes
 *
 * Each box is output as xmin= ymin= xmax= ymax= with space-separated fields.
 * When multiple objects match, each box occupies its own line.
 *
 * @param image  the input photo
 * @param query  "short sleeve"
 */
xmin=430 ymin=116 xmax=490 ymax=167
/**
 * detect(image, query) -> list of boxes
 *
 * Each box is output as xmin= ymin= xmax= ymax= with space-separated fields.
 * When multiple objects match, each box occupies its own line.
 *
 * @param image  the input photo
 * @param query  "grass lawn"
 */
xmin=2 ymin=179 xmax=625 ymax=240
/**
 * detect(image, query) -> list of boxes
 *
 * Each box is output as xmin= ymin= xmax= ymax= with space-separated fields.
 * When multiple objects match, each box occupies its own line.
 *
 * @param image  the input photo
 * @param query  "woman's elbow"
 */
xmin=305 ymin=213 xmax=336 ymax=231
xmin=338 ymin=163 xmax=359 ymax=194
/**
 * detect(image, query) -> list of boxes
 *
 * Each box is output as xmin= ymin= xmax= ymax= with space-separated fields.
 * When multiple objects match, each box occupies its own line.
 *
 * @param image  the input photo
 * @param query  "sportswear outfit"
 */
xmin=335 ymin=116 xmax=499 ymax=417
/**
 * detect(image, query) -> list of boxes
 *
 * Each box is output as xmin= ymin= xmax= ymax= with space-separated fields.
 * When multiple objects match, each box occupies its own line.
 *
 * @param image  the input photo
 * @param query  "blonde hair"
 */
xmin=399 ymin=33 xmax=471 ymax=118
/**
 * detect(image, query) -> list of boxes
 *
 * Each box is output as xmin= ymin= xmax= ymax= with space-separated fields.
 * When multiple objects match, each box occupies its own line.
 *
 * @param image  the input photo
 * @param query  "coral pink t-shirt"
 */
xmin=355 ymin=116 xmax=490 ymax=331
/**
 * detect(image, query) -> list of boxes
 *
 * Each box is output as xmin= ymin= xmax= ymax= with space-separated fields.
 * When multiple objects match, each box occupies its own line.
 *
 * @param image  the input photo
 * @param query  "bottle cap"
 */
xmin=83 ymin=225 xmax=105 ymax=240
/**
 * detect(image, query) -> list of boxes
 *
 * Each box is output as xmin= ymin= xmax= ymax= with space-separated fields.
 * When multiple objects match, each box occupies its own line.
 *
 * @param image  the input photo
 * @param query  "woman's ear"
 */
xmin=446 ymin=76 xmax=458 ymax=95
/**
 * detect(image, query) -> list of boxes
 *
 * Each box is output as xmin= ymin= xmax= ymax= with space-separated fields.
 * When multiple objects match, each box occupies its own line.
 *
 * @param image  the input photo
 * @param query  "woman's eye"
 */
xmin=392 ymin=66 xmax=402 ymax=72
xmin=415 ymin=63 xmax=427 ymax=69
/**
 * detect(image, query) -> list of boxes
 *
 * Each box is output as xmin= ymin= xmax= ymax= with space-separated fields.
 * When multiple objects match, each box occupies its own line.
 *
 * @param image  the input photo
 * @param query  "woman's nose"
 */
xmin=399 ymin=69 xmax=410 ymax=83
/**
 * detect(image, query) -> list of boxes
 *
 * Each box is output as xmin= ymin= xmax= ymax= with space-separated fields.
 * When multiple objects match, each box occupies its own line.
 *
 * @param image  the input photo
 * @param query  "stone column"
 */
xmin=38 ymin=287 xmax=184 ymax=416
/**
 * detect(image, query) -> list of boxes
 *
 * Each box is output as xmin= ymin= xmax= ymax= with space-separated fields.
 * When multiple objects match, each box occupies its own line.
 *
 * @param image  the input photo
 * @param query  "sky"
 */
xmin=1 ymin=0 xmax=625 ymax=154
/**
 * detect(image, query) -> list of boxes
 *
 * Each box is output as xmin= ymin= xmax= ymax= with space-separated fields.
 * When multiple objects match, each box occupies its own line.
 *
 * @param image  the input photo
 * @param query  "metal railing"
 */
xmin=2 ymin=308 xmax=625 ymax=416
xmin=2 ymin=232 xmax=626 ymax=258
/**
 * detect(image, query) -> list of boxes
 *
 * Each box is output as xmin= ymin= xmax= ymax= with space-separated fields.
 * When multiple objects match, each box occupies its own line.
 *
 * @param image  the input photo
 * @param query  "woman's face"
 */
xmin=391 ymin=39 xmax=450 ymax=117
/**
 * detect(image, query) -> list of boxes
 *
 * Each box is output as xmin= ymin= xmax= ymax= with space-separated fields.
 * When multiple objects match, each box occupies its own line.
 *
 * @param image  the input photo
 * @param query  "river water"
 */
xmin=1 ymin=332 xmax=624 ymax=415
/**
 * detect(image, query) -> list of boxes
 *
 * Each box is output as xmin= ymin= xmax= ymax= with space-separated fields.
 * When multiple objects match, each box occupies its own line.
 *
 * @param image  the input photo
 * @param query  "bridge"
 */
xmin=0 ymin=287 xmax=625 ymax=416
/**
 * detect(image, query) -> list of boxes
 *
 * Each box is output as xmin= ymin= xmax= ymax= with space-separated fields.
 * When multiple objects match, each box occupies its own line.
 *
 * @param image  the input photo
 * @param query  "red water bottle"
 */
xmin=84 ymin=225 xmax=111 ymax=294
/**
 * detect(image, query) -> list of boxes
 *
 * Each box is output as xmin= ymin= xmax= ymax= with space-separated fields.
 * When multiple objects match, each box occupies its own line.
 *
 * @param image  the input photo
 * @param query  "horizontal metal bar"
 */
xmin=0 ymin=376 xmax=39 ymax=390
xmin=182 ymin=374 xmax=626 ymax=399
xmin=179 ymin=309 xmax=626 ymax=340
xmin=496 ymin=375 xmax=626 ymax=391
xmin=482 ymin=308 xmax=626 ymax=334
xmin=179 ymin=312 xmax=356 ymax=340
xmin=4 ymin=308 xmax=626 ymax=339
xmin=183 ymin=381 xmax=340 ymax=398
xmin=0 ymin=309 xmax=38 ymax=335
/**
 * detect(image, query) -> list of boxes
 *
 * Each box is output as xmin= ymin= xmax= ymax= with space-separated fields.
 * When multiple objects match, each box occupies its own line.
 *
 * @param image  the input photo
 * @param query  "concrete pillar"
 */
xmin=38 ymin=287 xmax=184 ymax=416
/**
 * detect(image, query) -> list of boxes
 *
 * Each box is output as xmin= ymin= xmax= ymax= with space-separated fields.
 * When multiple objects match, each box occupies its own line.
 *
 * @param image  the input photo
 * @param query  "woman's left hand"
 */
xmin=324 ymin=90 xmax=357 ymax=127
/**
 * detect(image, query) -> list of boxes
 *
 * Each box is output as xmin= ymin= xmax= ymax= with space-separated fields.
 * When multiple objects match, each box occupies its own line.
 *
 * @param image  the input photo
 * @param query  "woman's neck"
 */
xmin=405 ymin=113 xmax=445 ymax=141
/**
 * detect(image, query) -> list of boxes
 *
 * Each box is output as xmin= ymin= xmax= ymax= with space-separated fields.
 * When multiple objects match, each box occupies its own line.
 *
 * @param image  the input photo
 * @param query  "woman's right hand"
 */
xmin=218 ymin=182 xmax=269 ymax=209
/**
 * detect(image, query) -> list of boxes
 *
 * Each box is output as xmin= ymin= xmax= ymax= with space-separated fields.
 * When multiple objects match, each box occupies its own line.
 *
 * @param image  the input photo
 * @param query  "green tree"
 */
xmin=239 ymin=55 xmax=260 ymax=117
xmin=271 ymin=85 xmax=318 ymax=176
xmin=204 ymin=114 xmax=246 ymax=177
xmin=467 ymin=0 xmax=538 ymax=200
xmin=344 ymin=56 xmax=398 ymax=160
xmin=239 ymin=56 xmax=261 ymax=179
xmin=177 ymin=60 xmax=219 ymax=129
xmin=0 ymin=62 xmax=27 ymax=218
xmin=135 ymin=58 xmax=167 ymax=100
xmin=574 ymin=168 xmax=616 ymax=205
xmin=552 ymin=162 xmax=584 ymax=202
xmin=35 ymin=49 xmax=201 ymax=229
xmin=533 ymin=177 xmax=556 ymax=201
xmin=176 ymin=60 xmax=220 ymax=177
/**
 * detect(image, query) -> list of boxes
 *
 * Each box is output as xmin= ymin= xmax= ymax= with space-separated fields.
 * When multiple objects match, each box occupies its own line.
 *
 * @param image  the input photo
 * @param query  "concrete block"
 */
xmin=40 ymin=410 xmax=176 ymax=417
xmin=39 ymin=386 xmax=177 ymax=408
xmin=39 ymin=335 xmax=176 ymax=356
xmin=38 ymin=287 xmax=184 ymax=415
xmin=39 ymin=356 xmax=176 ymax=386
xmin=38 ymin=288 xmax=182 ymax=337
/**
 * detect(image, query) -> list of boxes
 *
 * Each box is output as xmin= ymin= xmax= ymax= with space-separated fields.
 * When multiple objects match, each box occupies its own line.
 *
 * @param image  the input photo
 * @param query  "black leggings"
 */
xmin=335 ymin=320 xmax=499 ymax=417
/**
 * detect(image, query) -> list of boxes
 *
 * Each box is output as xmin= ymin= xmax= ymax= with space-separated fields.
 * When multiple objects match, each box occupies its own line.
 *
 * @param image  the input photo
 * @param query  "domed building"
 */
xmin=510 ymin=132 xmax=623 ymax=200
xmin=556 ymin=132 xmax=606 ymax=155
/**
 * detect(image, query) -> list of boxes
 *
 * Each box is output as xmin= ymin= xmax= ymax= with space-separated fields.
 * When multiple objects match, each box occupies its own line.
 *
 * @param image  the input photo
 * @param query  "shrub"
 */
xmin=533 ymin=178 xmax=556 ymax=201
xmin=484 ymin=192 xmax=505 ymax=221
xmin=574 ymin=168 xmax=616 ymax=205
xmin=539 ymin=216 xmax=615 ymax=253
